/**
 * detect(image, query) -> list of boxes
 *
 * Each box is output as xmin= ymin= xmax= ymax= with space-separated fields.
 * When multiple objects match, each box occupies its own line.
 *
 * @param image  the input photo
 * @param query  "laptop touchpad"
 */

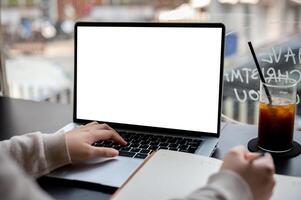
xmin=49 ymin=156 xmax=143 ymax=188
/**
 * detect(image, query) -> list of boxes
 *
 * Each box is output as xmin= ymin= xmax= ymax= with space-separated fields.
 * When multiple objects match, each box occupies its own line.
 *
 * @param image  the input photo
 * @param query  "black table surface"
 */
xmin=1 ymin=97 xmax=301 ymax=200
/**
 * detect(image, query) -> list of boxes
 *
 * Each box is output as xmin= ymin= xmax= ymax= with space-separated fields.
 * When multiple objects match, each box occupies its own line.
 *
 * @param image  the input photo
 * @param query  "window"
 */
xmin=1 ymin=0 xmax=301 ymax=128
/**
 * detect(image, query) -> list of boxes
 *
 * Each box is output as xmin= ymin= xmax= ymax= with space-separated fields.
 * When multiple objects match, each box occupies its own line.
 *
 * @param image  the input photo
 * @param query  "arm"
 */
xmin=179 ymin=170 xmax=252 ymax=200
xmin=0 ymin=150 xmax=54 ymax=200
xmin=0 ymin=130 xmax=71 ymax=178
xmin=0 ymin=122 xmax=126 ymax=200
xmin=0 ymin=122 xmax=127 ymax=178
xmin=174 ymin=146 xmax=275 ymax=200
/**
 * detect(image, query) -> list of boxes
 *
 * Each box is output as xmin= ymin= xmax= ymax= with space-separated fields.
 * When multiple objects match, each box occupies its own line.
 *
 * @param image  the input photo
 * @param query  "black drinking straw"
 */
xmin=248 ymin=41 xmax=272 ymax=104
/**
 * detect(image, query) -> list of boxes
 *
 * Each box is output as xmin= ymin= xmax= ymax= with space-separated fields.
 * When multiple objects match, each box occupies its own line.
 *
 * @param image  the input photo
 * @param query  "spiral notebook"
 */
xmin=111 ymin=150 xmax=301 ymax=200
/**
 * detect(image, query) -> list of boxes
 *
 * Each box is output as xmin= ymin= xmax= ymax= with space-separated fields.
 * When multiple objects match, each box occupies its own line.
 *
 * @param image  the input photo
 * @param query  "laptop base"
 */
xmin=47 ymin=123 xmax=219 ymax=188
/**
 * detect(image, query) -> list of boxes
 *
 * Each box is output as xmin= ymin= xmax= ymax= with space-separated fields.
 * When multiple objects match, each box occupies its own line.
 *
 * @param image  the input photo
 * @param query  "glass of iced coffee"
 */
xmin=258 ymin=77 xmax=297 ymax=153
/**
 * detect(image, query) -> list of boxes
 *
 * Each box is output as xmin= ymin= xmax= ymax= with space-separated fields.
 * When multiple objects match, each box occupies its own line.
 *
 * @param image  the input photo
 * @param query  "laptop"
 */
xmin=48 ymin=22 xmax=225 ymax=188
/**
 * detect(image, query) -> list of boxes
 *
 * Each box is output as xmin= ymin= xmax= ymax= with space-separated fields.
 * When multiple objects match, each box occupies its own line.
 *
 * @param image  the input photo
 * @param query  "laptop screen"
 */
xmin=75 ymin=23 xmax=224 ymax=135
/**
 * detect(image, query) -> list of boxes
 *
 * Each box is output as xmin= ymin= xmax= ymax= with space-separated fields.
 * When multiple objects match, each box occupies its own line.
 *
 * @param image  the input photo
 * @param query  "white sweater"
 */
xmin=0 ymin=131 xmax=253 ymax=200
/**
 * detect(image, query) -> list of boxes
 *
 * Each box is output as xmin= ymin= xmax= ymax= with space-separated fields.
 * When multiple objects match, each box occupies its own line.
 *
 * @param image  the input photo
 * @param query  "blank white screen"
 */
xmin=77 ymin=26 xmax=222 ymax=134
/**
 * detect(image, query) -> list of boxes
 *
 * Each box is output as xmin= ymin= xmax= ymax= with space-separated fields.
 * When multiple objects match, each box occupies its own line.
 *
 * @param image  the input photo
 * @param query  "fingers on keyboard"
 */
xmin=92 ymin=132 xmax=202 ymax=159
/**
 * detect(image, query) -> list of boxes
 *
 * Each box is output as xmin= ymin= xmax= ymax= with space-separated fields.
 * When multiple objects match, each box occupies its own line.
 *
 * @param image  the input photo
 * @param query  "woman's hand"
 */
xmin=221 ymin=146 xmax=275 ymax=200
xmin=65 ymin=122 xmax=127 ymax=162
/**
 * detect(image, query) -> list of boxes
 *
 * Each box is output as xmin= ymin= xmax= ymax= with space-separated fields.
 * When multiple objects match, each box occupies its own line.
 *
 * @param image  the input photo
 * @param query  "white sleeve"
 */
xmin=172 ymin=170 xmax=253 ymax=200
xmin=0 ymin=150 xmax=54 ymax=200
xmin=0 ymin=131 xmax=71 ymax=177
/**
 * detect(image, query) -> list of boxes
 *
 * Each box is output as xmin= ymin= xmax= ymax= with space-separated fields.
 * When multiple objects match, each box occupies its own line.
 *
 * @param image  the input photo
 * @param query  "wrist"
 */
xmin=43 ymin=130 xmax=72 ymax=172
xmin=208 ymin=170 xmax=253 ymax=200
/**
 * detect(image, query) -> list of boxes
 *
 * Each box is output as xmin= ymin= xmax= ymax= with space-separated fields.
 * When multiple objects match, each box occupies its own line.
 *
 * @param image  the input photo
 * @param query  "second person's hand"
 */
xmin=221 ymin=145 xmax=275 ymax=200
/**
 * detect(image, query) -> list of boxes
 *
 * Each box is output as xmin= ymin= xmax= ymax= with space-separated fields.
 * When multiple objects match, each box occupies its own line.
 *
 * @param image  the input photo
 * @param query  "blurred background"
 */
xmin=1 ymin=0 xmax=301 ymax=127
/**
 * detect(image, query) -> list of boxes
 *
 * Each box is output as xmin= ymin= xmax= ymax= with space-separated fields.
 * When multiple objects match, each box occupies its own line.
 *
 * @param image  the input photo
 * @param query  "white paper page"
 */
xmin=112 ymin=150 xmax=301 ymax=200
xmin=112 ymin=150 xmax=222 ymax=200
xmin=272 ymin=174 xmax=301 ymax=200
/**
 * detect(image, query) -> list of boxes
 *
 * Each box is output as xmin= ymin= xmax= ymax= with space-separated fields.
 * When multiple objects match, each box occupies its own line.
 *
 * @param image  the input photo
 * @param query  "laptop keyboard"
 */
xmin=92 ymin=131 xmax=203 ymax=159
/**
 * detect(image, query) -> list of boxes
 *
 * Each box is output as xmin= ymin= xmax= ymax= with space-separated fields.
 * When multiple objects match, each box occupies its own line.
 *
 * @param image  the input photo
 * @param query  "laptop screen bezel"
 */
xmin=74 ymin=22 xmax=225 ymax=138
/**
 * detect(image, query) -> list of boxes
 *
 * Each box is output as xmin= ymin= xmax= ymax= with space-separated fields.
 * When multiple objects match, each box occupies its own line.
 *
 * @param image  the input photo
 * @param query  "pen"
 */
xmin=249 ymin=152 xmax=265 ymax=163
